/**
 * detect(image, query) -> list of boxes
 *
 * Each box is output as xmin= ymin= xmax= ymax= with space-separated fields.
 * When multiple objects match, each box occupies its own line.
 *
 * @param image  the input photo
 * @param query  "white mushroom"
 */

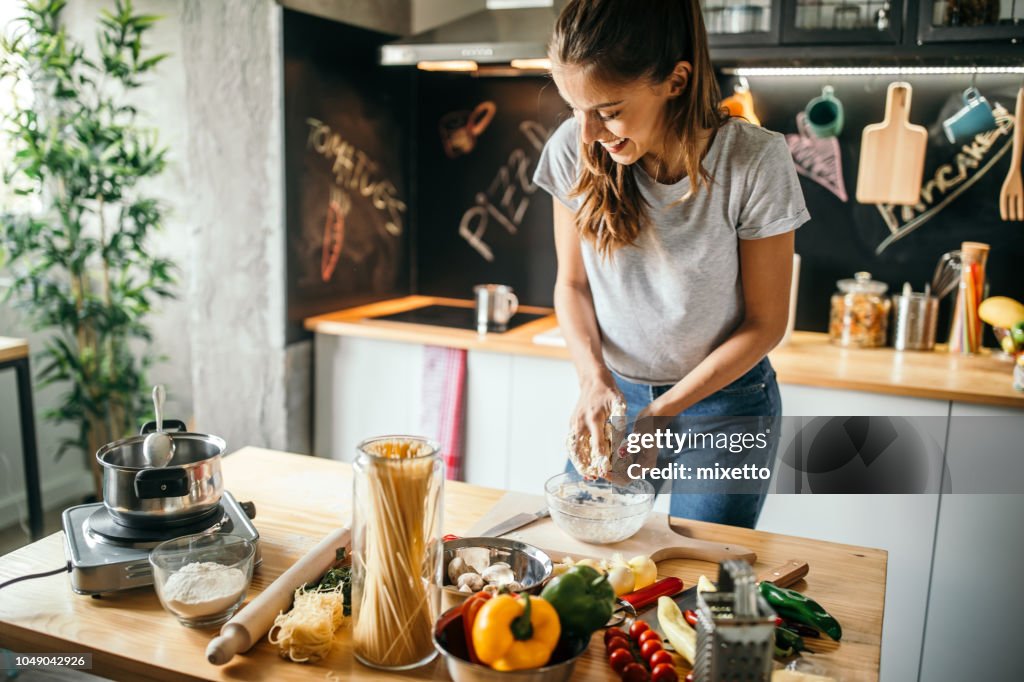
xmin=482 ymin=584 xmax=500 ymax=596
xmin=447 ymin=557 xmax=472 ymax=584
xmin=481 ymin=562 xmax=515 ymax=585
xmin=457 ymin=572 xmax=485 ymax=592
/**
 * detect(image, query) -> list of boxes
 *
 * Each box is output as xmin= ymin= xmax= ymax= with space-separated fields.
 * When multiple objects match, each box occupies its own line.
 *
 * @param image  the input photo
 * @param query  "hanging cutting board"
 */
xmin=466 ymin=491 xmax=756 ymax=565
xmin=856 ymin=82 xmax=927 ymax=206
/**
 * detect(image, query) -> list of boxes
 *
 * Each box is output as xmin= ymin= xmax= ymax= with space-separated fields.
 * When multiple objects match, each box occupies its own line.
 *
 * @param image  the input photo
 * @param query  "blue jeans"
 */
xmin=570 ymin=357 xmax=782 ymax=529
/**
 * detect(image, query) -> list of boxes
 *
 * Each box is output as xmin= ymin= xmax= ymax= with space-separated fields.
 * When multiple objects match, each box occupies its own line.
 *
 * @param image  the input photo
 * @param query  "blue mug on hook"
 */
xmin=942 ymin=87 xmax=997 ymax=145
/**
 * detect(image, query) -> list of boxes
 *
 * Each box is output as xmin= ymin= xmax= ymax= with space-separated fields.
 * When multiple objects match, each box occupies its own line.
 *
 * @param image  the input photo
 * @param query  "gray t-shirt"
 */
xmin=533 ymin=117 xmax=809 ymax=384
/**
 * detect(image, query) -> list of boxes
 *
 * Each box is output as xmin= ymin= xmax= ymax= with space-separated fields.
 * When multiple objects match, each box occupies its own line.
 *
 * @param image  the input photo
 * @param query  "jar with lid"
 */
xmin=829 ymin=271 xmax=891 ymax=347
xmin=350 ymin=435 xmax=443 ymax=671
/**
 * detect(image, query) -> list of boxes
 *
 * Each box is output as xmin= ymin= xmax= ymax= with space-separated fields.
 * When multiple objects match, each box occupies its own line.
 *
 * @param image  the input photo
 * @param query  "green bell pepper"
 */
xmin=774 ymin=625 xmax=805 ymax=658
xmin=540 ymin=565 xmax=615 ymax=638
xmin=759 ymin=582 xmax=842 ymax=641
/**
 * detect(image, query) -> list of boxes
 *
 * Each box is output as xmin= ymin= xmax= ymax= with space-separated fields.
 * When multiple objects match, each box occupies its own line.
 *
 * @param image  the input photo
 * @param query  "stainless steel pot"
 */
xmin=96 ymin=420 xmax=225 ymax=527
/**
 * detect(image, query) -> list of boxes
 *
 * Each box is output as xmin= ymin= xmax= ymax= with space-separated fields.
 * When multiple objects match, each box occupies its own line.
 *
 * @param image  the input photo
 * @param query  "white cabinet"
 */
xmin=313 ymin=336 xmax=579 ymax=493
xmin=758 ymin=383 xmax=949 ymax=682
xmin=313 ymin=334 xmax=425 ymax=461
xmin=918 ymin=402 xmax=1024 ymax=682
xmin=503 ymin=355 xmax=578 ymax=494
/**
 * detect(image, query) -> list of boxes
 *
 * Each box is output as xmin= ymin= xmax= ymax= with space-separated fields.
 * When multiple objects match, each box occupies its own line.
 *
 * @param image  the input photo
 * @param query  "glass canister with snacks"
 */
xmin=351 ymin=435 xmax=443 ymax=671
xmin=829 ymin=271 xmax=891 ymax=348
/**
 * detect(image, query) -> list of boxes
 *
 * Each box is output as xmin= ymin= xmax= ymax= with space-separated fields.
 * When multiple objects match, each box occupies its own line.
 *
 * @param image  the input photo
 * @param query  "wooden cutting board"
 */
xmin=466 ymin=491 xmax=756 ymax=566
xmin=856 ymin=81 xmax=927 ymax=205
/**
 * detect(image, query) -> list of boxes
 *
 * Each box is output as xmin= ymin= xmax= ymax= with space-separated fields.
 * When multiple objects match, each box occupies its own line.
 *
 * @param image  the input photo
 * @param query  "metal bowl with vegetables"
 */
xmin=442 ymin=537 xmax=553 ymax=610
xmin=433 ymin=604 xmax=587 ymax=682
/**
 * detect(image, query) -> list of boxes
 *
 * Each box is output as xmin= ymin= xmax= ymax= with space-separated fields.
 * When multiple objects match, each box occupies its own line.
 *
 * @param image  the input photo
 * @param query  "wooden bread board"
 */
xmin=856 ymin=81 xmax=927 ymax=205
xmin=465 ymin=491 xmax=756 ymax=566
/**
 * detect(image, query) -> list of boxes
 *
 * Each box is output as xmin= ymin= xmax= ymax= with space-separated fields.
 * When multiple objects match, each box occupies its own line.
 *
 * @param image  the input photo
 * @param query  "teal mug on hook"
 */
xmin=942 ymin=87 xmax=997 ymax=145
xmin=804 ymin=85 xmax=844 ymax=138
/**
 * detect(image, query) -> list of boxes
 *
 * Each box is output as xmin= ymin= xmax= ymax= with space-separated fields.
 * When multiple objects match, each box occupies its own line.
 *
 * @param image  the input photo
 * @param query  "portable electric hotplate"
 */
xmin=61 ymin=491 xmax=260 ymax=595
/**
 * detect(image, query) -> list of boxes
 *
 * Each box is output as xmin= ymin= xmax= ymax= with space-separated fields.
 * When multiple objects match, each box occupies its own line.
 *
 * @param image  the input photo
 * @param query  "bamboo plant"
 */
xmin=0 ymin=0 xmax=175 ymax=496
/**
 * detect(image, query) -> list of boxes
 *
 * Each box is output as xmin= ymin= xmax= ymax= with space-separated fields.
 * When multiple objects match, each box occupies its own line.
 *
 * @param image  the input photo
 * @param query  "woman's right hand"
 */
xmin=567 ymin=373 xmax=626 ymax=479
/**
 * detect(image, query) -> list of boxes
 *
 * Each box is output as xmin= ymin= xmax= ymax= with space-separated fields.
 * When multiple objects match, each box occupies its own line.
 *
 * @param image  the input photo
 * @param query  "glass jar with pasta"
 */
xmin=351 ymin=435 xmax=443 ymax=670
xmin=829 ymin=271 xmax=891 ymax=348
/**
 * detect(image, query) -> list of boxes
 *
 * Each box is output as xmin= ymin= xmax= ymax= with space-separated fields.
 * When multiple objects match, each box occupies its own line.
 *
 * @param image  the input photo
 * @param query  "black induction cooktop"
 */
xmin=368 ymin=304 xmax=549 ymax=332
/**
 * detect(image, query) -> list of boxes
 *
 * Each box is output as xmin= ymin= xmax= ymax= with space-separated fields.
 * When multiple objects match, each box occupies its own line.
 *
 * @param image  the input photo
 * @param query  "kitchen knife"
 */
xmin=478 ymin=508 xmax=549 ymax=538
xmin=645 ymin=559 xmax=809 ymax=639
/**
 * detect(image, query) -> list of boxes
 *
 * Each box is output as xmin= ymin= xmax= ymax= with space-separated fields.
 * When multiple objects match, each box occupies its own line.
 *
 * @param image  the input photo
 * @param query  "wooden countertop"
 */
xmin=0 ymin=448 xmax=886 ymax=681
xmin=306 ymin=296 xmax=1024 ymax=409
xmin=0 ymin=336 xmax=29 ymax=364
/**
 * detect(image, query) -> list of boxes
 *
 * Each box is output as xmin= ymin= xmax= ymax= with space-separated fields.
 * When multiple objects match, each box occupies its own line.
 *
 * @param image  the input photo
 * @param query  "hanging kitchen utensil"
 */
xmin=856 ymin=82 xmax=927 ymax=205
xmin=998 ymin=87 xmax=1023 ymax=221
xmin=721 ymin=78 xmax=761 ymax=126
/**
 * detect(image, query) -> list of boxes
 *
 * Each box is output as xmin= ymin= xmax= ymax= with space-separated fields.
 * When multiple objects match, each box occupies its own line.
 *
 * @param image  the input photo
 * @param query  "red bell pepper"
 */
xmin=462 ymin=590 xmax=492 ymax=663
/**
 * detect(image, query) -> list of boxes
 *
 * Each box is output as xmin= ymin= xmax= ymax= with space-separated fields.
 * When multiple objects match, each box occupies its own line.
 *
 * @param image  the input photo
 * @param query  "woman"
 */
xmin=533 ymin=0 xmax=809 ymax=528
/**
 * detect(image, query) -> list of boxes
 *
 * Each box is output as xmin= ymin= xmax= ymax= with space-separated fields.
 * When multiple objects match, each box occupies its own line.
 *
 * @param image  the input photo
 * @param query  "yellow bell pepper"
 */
xmin=471 ymin=594 xmax=561 ymax=671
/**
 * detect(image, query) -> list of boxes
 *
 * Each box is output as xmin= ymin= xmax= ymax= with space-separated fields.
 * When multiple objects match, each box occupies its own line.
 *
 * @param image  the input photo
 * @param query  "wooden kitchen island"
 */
xmin=0 ymin=448 xmax=887 ymax=681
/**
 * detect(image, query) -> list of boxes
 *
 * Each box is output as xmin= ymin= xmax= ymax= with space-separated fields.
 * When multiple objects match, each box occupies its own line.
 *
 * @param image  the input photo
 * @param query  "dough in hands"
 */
xmin=566 ymin=397 xmax=627 ymax=479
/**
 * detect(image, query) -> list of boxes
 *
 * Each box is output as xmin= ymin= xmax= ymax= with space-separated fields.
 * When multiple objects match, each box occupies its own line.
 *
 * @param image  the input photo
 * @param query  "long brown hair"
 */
xmin=550 ymin=0 xmax=726 ymax=256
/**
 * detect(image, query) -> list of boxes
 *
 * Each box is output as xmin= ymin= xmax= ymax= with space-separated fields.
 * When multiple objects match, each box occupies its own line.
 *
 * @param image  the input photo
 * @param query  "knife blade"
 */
xmin=646 ymin=560 xmax=809 ymax=639
xmin=478 ymin=508 xmax=549 ymax=538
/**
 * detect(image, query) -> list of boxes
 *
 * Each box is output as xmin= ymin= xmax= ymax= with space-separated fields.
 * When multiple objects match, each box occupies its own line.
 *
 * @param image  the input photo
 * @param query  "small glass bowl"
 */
xmin=544 ymin=472 xmax=655 ymax=544
xmin=149 ymin=533 xmax=255 ymax=628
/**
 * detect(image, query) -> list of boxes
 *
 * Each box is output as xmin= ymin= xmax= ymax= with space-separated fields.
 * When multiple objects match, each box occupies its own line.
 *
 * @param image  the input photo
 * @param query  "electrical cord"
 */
xmin=0 ymin=562 xmax=71 ymax=591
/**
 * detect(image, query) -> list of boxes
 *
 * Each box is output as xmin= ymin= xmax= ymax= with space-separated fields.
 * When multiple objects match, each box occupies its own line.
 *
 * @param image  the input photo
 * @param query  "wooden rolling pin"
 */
xmin=206 ymin=526 xmax=351 ymax=665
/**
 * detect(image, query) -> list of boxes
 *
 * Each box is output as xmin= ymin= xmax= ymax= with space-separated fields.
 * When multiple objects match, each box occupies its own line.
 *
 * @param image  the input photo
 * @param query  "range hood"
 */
xmin=380 ymin=0 xmax=560 ymax=67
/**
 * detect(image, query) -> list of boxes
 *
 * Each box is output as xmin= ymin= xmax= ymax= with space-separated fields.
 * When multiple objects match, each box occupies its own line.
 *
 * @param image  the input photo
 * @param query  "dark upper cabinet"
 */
xmin=781 ymin=0 xmax=904 ymax=44
xmin=704 ymin=0 xmax=783 ymax=46
xmin=701 ymin=0 xmax=1022 ymax=58
xmin=915 ymin=0 xmax=1024 ymax=43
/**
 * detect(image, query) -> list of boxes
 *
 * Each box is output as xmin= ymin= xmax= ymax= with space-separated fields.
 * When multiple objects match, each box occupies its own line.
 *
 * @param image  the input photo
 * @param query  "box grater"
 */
xmin=693 ymin=560 xmax=777 ymax=681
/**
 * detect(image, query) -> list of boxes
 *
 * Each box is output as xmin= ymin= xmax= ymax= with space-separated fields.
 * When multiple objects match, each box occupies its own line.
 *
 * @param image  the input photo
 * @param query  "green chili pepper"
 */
xmin=759 ymin=582 xmax=842 ymax=641
xmin=540 ymin=565 xmax=616 ymax=638
xmin=774 ymin=625 xmax=805 ymax=658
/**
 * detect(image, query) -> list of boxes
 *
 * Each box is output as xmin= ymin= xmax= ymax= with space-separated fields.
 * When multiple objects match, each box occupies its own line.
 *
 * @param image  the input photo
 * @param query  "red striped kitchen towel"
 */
xmin=420 ymin=346 xmax=467 ymax=481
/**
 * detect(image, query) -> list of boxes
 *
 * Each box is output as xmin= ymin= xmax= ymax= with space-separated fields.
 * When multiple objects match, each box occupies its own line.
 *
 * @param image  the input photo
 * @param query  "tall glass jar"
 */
xmin=829 ymin=271 xmax=891 ymax=348
xmin=948 ymin=241 xmax=990 ymax=355
xmin=351 ymin=436 xmax=443 ymax=670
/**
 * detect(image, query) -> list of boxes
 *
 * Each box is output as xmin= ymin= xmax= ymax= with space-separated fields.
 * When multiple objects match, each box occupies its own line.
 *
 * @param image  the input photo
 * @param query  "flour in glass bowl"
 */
xmin=548 ymin=481 xmax=652 ymax=544
xmin=160 ymin=561 xmax=247 ymax=618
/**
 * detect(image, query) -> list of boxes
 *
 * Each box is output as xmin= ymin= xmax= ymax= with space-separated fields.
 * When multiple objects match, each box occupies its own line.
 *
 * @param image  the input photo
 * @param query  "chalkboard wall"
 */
xmin=284 ymin=11 xmax=412 ymax=343
xmin=412 ymin=72 xmax=1024 ymax=339
xmin=413 ymin=74 xmax=567 ymax=307
xmin=284 ymin=10 xmax=1023 ymax=342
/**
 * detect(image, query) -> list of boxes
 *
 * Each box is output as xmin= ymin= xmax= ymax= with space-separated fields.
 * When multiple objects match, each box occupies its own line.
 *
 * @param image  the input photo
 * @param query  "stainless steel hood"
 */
xmin=380 ymin=0 xmax=560 ymax=66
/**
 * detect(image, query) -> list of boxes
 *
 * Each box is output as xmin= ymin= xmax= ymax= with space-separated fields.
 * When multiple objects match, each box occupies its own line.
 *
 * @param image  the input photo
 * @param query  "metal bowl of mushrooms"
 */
xmin=442 ymin=537 xmax=554 ymax=612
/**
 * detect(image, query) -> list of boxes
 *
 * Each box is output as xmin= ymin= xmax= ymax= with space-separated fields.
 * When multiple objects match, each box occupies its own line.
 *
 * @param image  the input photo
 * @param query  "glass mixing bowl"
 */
xmin=149 ymin=533 xmax=255 ymax=628
xmin=544 ymin=472 xmax=655 ymax=544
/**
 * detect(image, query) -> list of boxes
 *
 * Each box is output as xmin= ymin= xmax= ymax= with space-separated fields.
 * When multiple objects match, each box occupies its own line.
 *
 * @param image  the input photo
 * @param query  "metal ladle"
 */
xmin=143 ymin=384 xmax=175 ymax=468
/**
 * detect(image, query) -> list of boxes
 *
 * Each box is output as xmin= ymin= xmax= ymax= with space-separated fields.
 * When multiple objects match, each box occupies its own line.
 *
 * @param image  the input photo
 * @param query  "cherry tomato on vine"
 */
xmin=605 ymin=627 xmax=627 ymax=644
xmin=651 ymin=663 xmax=679 ymax=682
xmin=606 ymin=636 xmax=630 ymax=654
xmin=622 ymin=662 xmax=651 ymax=682
xmin=638 ymin=629 xmax=661 ymax=646
xmin=629 ymin=620 xmax=651 ymax=641
xmin=608 ymin=647 xmax=634 ymax=674
xmin=648 ymin=649 xmax=673 ymax=668
xmin=640 ymin=639 xmax=663 ymax=661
